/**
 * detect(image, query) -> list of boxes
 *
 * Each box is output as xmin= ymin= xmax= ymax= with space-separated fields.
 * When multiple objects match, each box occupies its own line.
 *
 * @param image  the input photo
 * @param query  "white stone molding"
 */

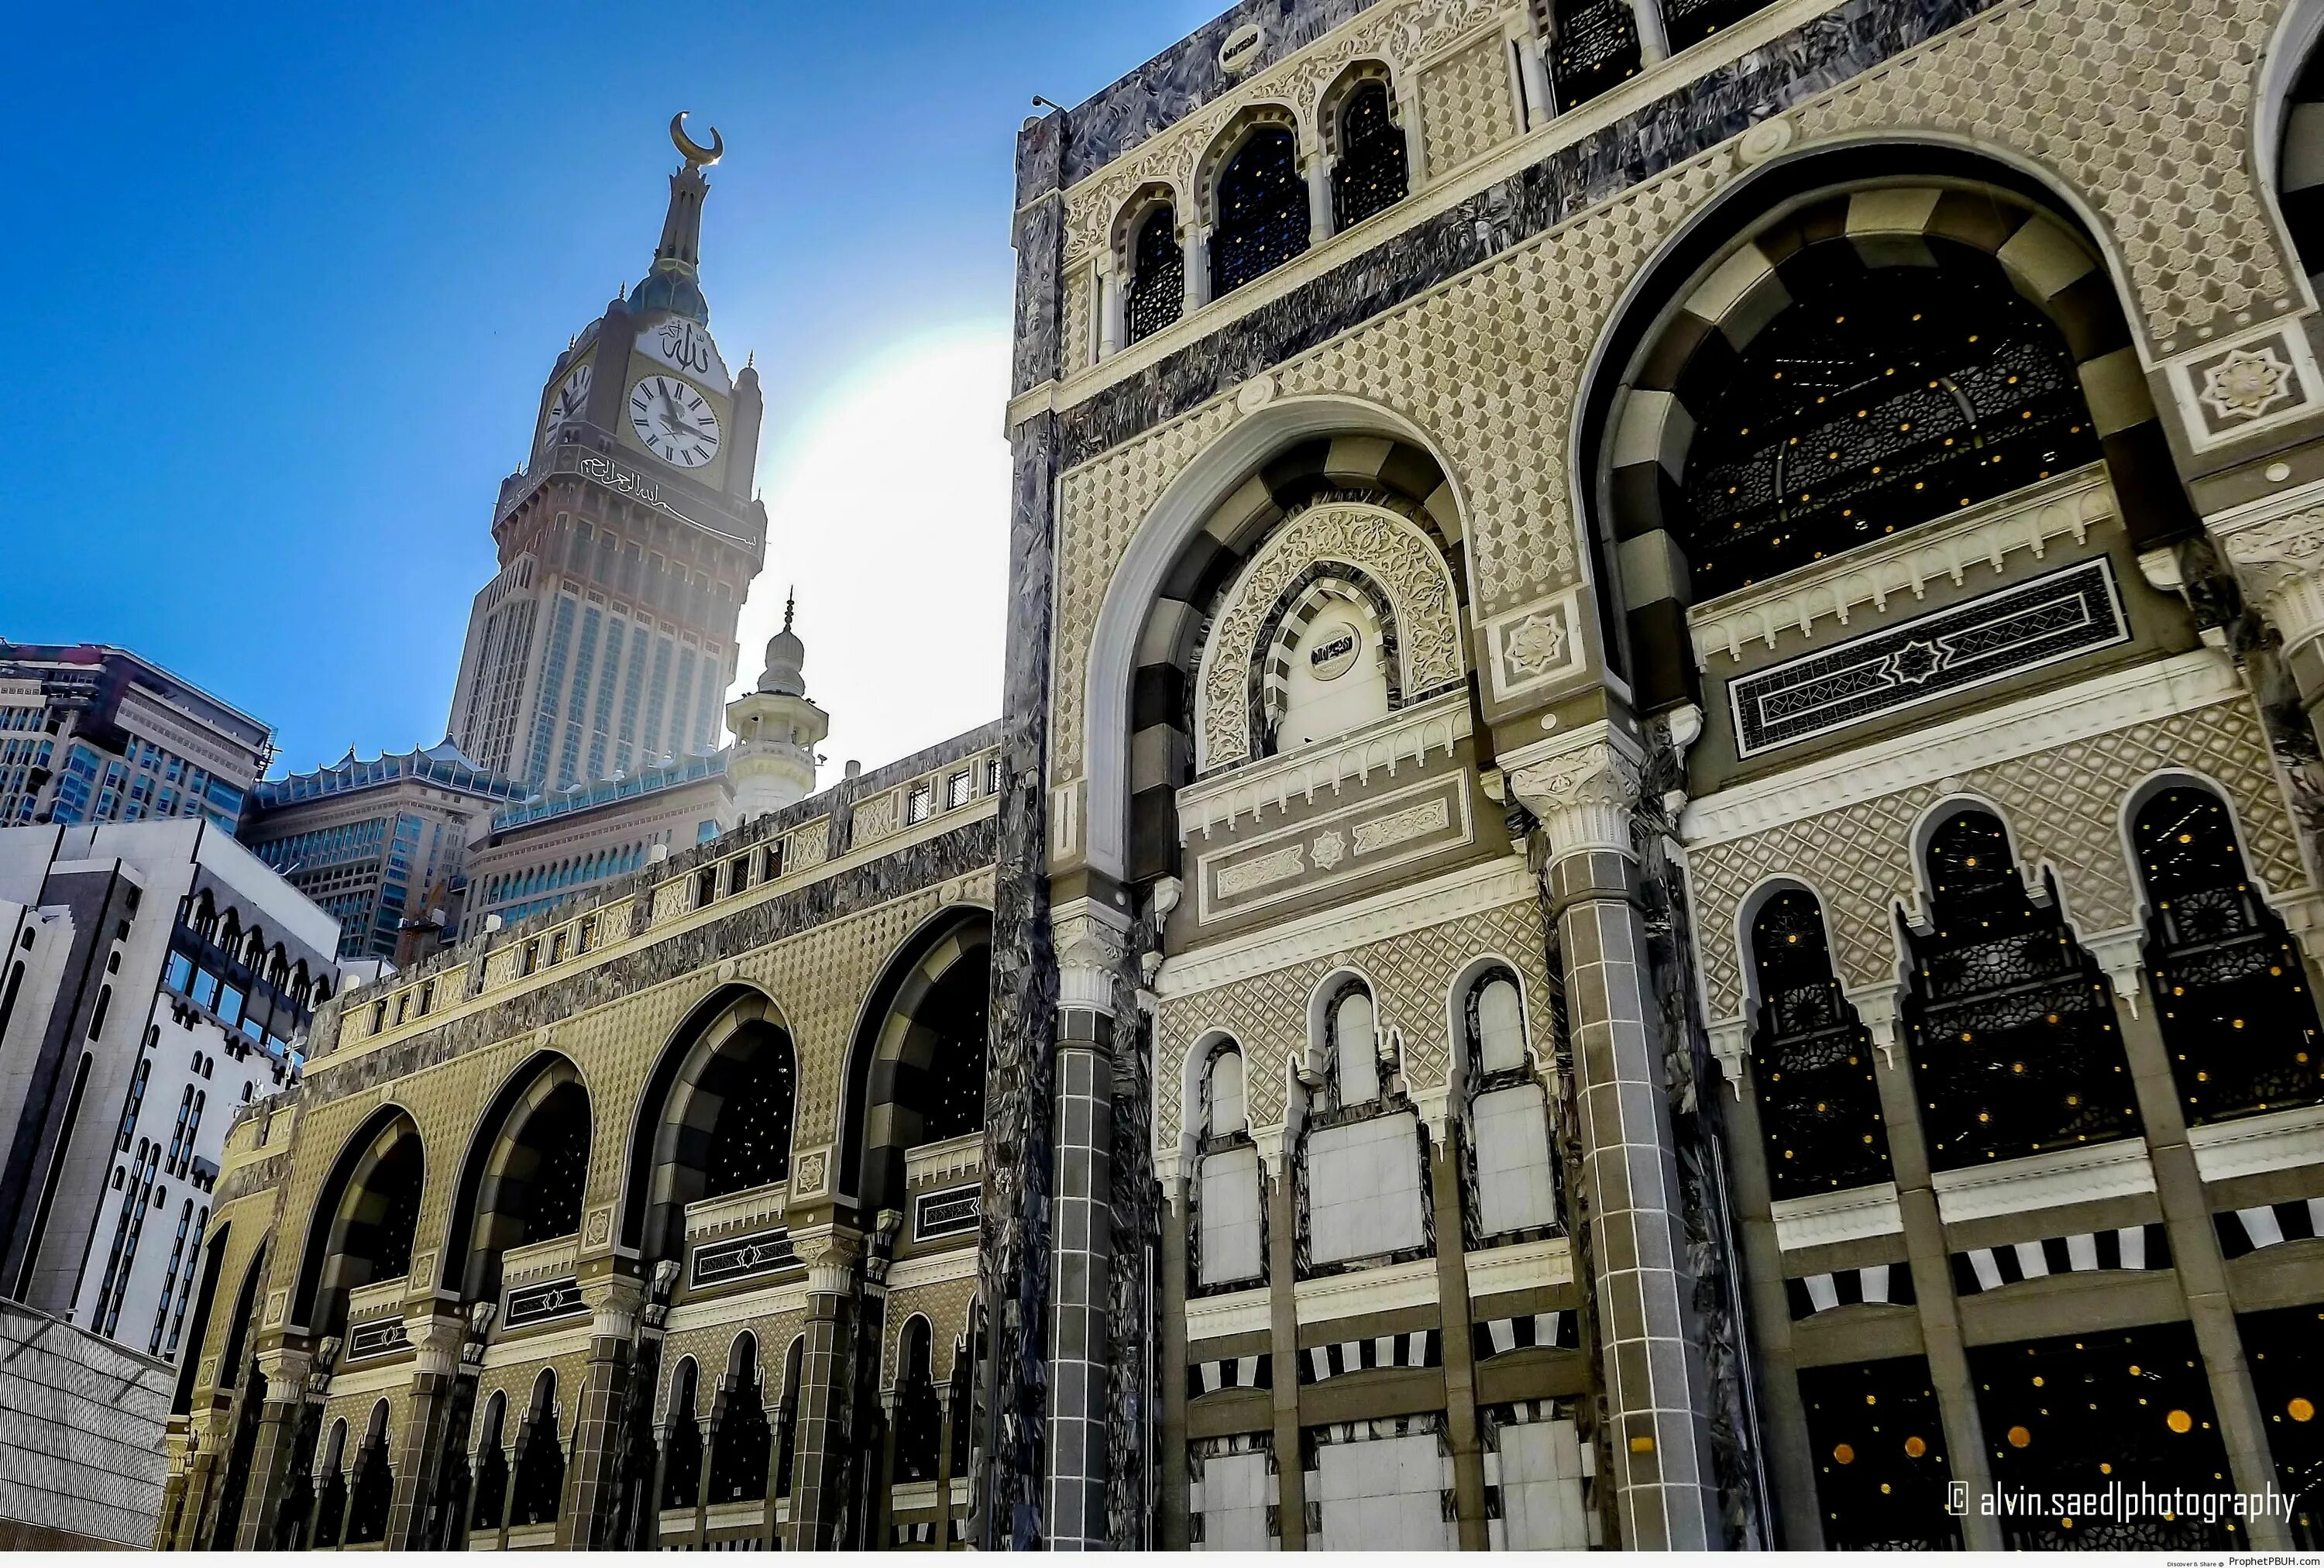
xmin=1052 ymin=897 xmax=1134 ymax=1014
xmin=1194 ymin=502 xmax=1466 ymax=772
xmin=885 ymin=1245 xmax=981 ymax=1294
xmin=1707 ymin=1019 xmax=1748 ymax=1098
xmin=1177 ymin=691 xmax=1470 ymax=841
xmin=1680 ymin=650 xmax=2243 ymax=847
xmin=1289 ymin=1254 xmax=1443 ymax=1322
xmin=903 ymin=1130 xmax=985 ymax=1191
xmin=1929 ymin=1137 xmax=2156 ymax=1225
xmin=1184 ymin=1284 xmax=1273 ymax=1344
xmin=1686 ymin=466 xmax=2117 ymax=667
xmin=682 ymin=1179 xmax=789 ymax=1246
xmin=1156 ymin=855 xmax=1532 ymax=997
xmin=2185 ymin=1102 xmax=2324 ymax=1183
xmin=1504 ymin=722 xmax=1644 ymax=861
xmin=1460 ymin=1235 xmax=1574 ymax=1298
xmin=1768 ymin=1182 xmax=1904 ymax=1253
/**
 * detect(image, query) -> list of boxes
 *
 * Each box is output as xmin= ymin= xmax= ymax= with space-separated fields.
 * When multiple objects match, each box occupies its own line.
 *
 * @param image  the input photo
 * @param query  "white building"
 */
xmin=0 ymin=819 xmax=345 ymax=1365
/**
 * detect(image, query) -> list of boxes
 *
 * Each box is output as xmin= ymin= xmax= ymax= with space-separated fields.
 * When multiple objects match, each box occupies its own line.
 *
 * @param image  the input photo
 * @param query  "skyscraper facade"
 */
xmin=444 ymin=118 xmax=767 ymax=796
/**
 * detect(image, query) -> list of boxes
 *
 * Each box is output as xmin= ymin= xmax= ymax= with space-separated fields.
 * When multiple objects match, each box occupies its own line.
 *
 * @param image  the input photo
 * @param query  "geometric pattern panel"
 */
xmin=1686 ymin=697 xmax=2303 ymax=1019
xmin=1155 ymin=894 xmax=1551 ymax=1144
xmin=1047 ymin=0 xmax=2300 ymax=792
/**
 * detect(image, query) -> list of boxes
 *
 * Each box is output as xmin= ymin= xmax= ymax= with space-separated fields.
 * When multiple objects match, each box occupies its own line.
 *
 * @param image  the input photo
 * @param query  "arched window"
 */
xmin=894 ymin=1318 xmax=942 ymax=1483
xmin=1331 ymin=81 xmax=1407 ymax=230
xmin=1195 ymin=1043 xmax=1263 ymax=1290
xmin=1679 ymin=263 xmax=2097 ymax=596
xmin=510 ymin=1370 xmax=565 ymax=1525
xmin=470 ymin=1391 xmax=509 ymax=1532
xmin=703 ymin=1043 xmax=796 ymax=1198
xmin=706 ymin=1335 xmax=770 ymax=1503
xmin=1264 ymin=581 xmax=1392 ymax=755
xmin=1902 ymin=809 xmax=2138 ymax=1168
xmin=1125 ymin=204 xmax=1183 ymax=345
xmin=1747 ymin=892 xmax=1891 ymax=1197
xmin=2135 ymin=786 xmax=2324 ymax=1123
xmin=1661 ymin=0 xmax=1778 ymax=44
xmin=916 ymin=957 xmax=990 ymax=1145
xmin=515 ymin=1085 xmax=590 ymax=1243
xmin=1210 ymin=126 xmax=1309 ymax=297
xmin=1462 ymin=968 xmax=1559 ymax=1240
xmin=311 ymin=1418 xmax=349 ymax=1548
xmin=659 ymin=1358 xmax=703 ymax=1514
xmin=345 ymin=1401 xmax=394 ymax=1544
xmin=1551 ymin=0 xmax=1641 ymax=112
xmin=1329 ymin=983 xmax=1380 ymax=1106
xmin=300 ymin=1112 xmax=423 ymax=1339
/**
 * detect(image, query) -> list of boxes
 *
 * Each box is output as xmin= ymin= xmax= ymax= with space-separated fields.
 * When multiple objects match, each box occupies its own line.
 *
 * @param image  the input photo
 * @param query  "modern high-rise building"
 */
xmin=0 ymin=644 xmax=270 ymax=834
xmin=240 ymin=741 xmax=529 ymax=962
xmin=443 ymin=117 xmax=768 ymax=794
xmin=0 ymin=820 xmax=342 ymax=1361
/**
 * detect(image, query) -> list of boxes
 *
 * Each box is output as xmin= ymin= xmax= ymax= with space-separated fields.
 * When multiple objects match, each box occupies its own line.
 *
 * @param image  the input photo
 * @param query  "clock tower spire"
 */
xmin=444 ymin=116 xmax=768 ymax=793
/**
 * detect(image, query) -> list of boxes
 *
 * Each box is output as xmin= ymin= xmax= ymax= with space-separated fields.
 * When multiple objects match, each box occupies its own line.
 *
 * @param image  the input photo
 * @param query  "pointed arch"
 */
xmin=838 ymin=905 xmax=994 ymax=1216
xmin=438 ymin=1052 xmax=591 ymax=1301
xmin=290 ymin=1104 xmax=423 ymax=1337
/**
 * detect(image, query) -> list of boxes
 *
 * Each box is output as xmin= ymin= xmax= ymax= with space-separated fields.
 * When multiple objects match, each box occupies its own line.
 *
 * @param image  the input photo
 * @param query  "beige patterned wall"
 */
xmin=1683 ymin=697 xmax=2309 ymax=1020
xmin=1153 ymin=895 xmax=1552 ymax=1145
xmin=883 ymin=1273 xmax=981 ymax=1388
xmin=262 ymin=870 xmax=995 ymax=1326
xmin=1416 ymin=29 xmax=1517 ymax=177
xmin=1047 ymin=0 xmax=2309 ymax=790
xmin=659 ymin=1311 xmax=807 ymax=1422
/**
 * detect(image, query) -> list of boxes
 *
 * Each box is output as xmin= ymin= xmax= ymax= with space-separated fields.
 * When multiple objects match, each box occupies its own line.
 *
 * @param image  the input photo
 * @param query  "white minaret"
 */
xmin=725 ymin=591 xmax=828 ymax=821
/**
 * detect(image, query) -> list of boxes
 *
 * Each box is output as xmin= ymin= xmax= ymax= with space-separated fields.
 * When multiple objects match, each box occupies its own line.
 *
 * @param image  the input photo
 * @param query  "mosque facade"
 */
xmin=159 ymin=0 xmax=2324 ymax=1549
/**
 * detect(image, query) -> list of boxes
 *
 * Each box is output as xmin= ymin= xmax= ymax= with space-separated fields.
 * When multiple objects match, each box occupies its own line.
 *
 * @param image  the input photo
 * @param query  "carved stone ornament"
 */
xmin=794 ymin=1148 xmax=830 ymax=1198
xmin=1197 ymin=501 xmax=1463 ymax=771
xmin=1052 ymin=899 xmax=1133 ymax=1013
xmin=2216 ymin=507 xmax=2324 ymax=651
xmin=2198 ymin=344 xmax=2298 ymax=424
xmin=1501 ymin=610 xmax=1569 ymax=679
xmin=1506 ymin=733 xmax=1642 ymax=860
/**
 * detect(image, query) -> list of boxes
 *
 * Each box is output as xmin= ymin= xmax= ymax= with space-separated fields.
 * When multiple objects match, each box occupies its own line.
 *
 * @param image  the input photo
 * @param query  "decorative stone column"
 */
xmin=1182 ymin=225 xmax=1212 ymax=311
xmin=1046 ymin=898 xmax=1129 ymax=1549
xmin=2085 ymin=934 xmax=2294 ymax=1549
xmin=785 ymin=1226 xmax=865 ymax=1548
xmin=1628 ymin=0 xmax=1671 ymax=64
xmin=235 ymin=1341 xmax=315 ymax=1549
xmin=1508 ymin=726 xmax=1719 ymax=1549
xmin=1305 ymin=153 xmax=1335 ymax=248
xmin=559 ymin=1274 xmax=645 ymax=1546
xmin=386 ymin=1313 xmax=464 ymax=1547
xmin=1097 ymin=260 xmax=1122 ymax=360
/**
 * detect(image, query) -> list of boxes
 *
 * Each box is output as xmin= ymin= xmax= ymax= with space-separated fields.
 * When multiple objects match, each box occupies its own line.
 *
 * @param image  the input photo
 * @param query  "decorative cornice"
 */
xmin=1928 ymin=1137 xmax=2155 ymax=1226
xmin=1679 ymin=651 xmax=2240 ymax=848
xmin=1154 ymin=854 xmax=1530 ymax=997
xmin=1177 ymin=690 xmax=1470 ymax=841
xmin=1768 ymin=1182 xmax=1904 ymax=1253
xmin=1686 ymin=466 xmax=2116 ymax=668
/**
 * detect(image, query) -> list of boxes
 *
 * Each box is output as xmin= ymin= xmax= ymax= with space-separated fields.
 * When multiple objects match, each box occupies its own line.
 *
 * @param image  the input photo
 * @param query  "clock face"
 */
xmin=627 ymin=374 xmax=722 ymax=469
xmin=545 ymin=363 xmax=593 ymax=428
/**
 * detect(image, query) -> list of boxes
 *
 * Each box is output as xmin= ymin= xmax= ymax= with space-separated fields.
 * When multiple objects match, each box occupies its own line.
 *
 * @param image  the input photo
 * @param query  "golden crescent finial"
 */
xmin=670 ymin=111 xmax=724 ymax=169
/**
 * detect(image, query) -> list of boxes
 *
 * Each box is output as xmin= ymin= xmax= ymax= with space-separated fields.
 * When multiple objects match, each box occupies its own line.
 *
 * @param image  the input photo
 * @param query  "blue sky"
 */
xmin=0 ymin=2 xmax=1222 ymax=779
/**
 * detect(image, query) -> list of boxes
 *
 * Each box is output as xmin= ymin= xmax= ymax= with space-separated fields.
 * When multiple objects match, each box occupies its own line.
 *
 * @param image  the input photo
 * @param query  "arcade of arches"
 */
xmin=160 ymin=0 xmax=2324 ymax=1551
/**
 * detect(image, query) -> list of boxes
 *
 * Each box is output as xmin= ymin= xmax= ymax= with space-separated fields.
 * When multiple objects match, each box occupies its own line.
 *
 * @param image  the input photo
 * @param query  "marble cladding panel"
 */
xmin=983 ymin=409 xmax=1065 ymax=1549
xmin=1199 ymin=1146 xmax=1267 ymax=1286
xmin=1308 ymin=1110 xmax=1429 ymax=1262
xmin=1474 ymin=1081 xmax=1559 ymax=1234
xmin=1013 ymin=195 xmax=1065 ymax=397
xmin=1497 ymin=1418 xmax=1593 ymax=1550
xmin=1311 ymin=1428 xmax=1458 ymax=1549
xmin=1200 ymin=1448 xmax=1274 ymax=1548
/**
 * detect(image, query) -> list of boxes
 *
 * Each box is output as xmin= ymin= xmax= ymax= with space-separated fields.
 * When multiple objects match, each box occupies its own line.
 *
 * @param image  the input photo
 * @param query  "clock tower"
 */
xmin=446 ymin=115 xmax=768 ymax=794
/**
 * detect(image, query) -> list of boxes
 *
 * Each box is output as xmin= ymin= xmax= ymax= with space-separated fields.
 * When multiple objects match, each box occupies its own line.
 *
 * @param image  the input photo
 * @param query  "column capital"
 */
xmin=2214 ymin=500 xmax=2324 ymax=652
xmin=1050 ymin=897 xmax=1133 ymax=1014
xmin=1504 ymin=724 xmax=1645 ymax=862
xmin=790 ymin=1223 xmax=865 ymax=1296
